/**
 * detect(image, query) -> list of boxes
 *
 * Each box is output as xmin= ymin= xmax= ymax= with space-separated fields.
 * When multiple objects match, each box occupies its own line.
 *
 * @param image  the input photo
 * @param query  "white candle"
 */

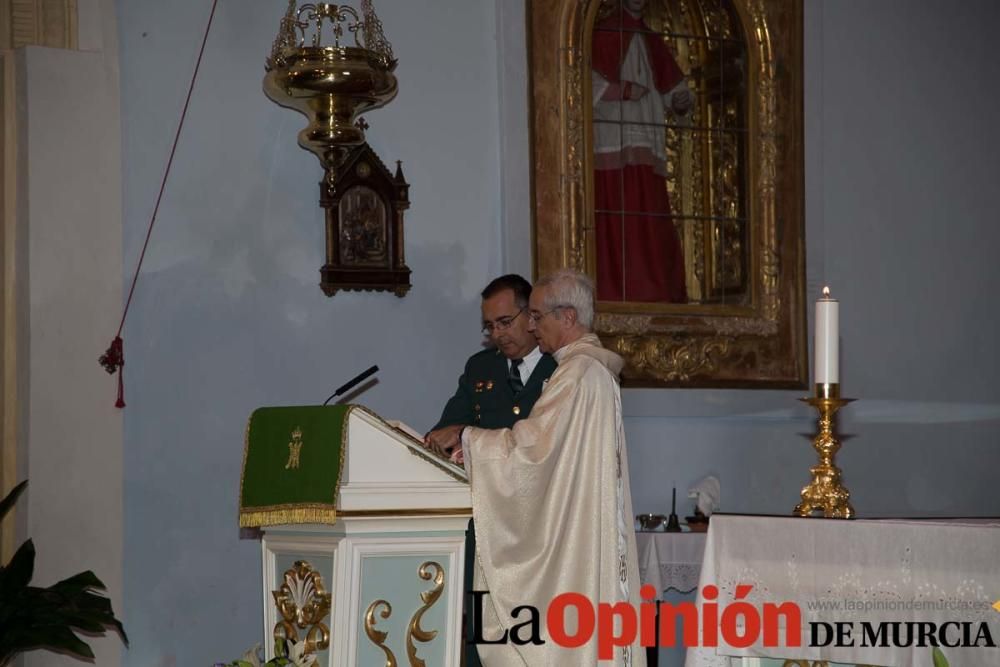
xmin=815 ymin=286 xmax=839 ymax=384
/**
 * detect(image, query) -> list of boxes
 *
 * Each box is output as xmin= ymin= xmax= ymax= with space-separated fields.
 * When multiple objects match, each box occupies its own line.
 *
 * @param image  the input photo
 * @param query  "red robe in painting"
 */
xmin=592 ymin=8 xmax=687 ymax=303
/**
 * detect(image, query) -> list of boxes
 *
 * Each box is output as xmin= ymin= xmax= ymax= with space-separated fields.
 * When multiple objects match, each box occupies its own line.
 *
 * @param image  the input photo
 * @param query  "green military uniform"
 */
xmin=433 ymin=347 xmax=557 ymax=431
xmin=432 ymin=346 xmax=556 ymax=666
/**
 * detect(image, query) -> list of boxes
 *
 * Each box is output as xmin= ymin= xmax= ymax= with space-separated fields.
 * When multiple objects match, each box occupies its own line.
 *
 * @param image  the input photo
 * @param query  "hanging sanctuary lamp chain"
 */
xmin=98 ymin=0 xmax=220 ymax=407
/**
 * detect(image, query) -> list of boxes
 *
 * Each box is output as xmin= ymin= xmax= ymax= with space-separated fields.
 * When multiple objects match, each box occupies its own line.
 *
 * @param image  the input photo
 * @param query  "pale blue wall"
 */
xmin=117 ymin=0 xmax=1000 ymax=665
xmin=624 ymin=0 xmax=1000 ymax=521
xmin=118 ymin=1 xmax=501 ymax=664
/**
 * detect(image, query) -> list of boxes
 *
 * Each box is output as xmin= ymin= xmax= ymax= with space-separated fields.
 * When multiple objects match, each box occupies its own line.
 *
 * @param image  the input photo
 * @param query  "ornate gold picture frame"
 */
xmin=530 ymin=0 xmax=806 ymax=388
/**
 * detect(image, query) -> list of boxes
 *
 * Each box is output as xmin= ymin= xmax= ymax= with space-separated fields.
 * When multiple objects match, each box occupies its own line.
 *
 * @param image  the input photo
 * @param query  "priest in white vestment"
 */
xmin=453 ymin=269 xmax=646 ymax=666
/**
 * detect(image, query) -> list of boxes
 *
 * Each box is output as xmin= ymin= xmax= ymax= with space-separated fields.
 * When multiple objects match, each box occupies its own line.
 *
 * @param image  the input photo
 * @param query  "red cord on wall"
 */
xmin=99 ymin=0 xmax=219 ymax=408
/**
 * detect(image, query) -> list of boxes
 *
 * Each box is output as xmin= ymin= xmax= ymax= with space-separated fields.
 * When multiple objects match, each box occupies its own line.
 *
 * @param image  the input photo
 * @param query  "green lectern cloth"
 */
xmin=239 ymin=405 xmax=350 ymax=527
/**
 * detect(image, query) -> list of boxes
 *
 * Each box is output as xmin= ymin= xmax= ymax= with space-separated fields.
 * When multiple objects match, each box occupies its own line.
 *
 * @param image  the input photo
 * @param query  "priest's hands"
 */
xmin=424 ymin=424 xmax=463 ymax=456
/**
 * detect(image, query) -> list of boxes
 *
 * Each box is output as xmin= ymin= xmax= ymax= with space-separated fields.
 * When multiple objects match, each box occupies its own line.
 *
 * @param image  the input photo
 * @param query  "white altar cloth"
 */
xmin=685 ymin=515 xmax=1000 ymax=667
xmin=637 ymin=531 xmax=707 ymax=595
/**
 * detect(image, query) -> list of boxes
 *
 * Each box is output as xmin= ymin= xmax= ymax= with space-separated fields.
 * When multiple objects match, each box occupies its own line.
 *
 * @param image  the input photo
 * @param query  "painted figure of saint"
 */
xmin=592 ymin=0 xmax=692 ymax=302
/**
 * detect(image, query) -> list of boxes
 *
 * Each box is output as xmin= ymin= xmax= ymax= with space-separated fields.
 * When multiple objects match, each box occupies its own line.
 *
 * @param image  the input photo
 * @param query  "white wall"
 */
xmin=495 ymin=0 xmax=532 ymax=278
xmin=16 ymin=25 xmax=123 ymax=667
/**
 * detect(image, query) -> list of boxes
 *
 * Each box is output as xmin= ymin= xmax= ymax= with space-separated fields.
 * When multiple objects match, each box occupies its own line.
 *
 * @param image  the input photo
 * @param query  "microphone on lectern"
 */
xmin=322 ymin=365 xmax=379 ymax=406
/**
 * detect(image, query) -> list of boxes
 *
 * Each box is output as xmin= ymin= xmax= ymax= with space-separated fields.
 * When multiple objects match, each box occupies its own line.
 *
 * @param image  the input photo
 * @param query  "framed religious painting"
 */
xmin=529 ymin=0 xmax=806 ymax=387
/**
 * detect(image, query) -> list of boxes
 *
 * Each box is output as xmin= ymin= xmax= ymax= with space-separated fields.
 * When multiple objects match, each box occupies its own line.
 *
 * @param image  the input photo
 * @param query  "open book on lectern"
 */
xmin=384 ymin=416 xmax=468 ymax=483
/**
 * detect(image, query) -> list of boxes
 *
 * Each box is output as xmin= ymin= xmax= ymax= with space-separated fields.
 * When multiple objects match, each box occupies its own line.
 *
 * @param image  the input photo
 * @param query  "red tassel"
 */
xmin=116 ymin=366 xmax=126 ymax=408
xmin=99 ymin=336 xmax=126 ymax=409
xmin=99 ymin=0 xmax=219 ymax=408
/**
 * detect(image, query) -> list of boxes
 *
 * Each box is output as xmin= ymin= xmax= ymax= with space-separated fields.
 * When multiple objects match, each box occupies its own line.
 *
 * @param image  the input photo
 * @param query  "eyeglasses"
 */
xmin=527 ymin=307 xmax=562 ymax=323
xmin=482 ymin=307 xmax=525 ymax=335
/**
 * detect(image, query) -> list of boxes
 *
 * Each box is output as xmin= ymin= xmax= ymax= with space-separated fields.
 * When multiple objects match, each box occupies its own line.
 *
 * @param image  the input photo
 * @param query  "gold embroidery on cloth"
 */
xmin=285 ymin=426 xmax=304 ymax=469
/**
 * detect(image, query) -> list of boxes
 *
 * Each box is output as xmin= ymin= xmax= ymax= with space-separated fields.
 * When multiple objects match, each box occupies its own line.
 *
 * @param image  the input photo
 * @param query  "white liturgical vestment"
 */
xmin=464 ymin=334 xmax=646 ymax=666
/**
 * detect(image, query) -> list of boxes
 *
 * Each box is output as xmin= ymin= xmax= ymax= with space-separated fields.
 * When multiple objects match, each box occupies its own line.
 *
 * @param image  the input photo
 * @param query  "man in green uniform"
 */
xmin=426 ymin=274 xmax=556 ymax=442
xmin=425 ymin=273 xmax=556 ymax=666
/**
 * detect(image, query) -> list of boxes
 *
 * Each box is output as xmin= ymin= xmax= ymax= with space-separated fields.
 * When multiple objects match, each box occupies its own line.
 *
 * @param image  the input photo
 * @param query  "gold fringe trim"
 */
xmin=335 ymin=405 xmax=351 ymax=507
xmin=239 ymin=506 xmax=338 ymax=528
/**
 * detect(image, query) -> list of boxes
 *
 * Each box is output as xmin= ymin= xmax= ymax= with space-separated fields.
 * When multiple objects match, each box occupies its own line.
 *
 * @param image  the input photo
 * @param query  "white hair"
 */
xmin=536 ymin=269 xmax=595 ymax=330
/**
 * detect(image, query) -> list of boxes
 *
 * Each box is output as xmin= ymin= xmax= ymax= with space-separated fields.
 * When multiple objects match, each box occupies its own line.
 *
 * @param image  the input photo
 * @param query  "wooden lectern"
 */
xmin=242 ymin=406 xmax=470 ymax=666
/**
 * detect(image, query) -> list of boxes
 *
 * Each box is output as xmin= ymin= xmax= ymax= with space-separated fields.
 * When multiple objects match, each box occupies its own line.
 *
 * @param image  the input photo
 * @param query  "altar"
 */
xmin=684 ymin=515 xmax=1000 ymax=667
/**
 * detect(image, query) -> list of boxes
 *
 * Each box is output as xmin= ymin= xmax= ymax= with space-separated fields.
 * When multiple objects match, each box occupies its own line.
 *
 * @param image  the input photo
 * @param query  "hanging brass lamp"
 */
xmin=264 ymin=1 xmax=397 ymax=176
xmin=264 ymin=2 xmax=411 ymax=297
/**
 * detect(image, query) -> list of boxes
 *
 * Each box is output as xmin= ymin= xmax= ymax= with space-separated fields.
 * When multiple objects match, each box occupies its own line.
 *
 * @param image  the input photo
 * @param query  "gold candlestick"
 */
xmin=794 ymin=383 xmax=855 ymax=518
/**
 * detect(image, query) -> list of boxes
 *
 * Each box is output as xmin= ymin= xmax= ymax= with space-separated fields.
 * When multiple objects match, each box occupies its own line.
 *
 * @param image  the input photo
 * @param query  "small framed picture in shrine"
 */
xmin=319 ymin=144 xmax=411 ymax=297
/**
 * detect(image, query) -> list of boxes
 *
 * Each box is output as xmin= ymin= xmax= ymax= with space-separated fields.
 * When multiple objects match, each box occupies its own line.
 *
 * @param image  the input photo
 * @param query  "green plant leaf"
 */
xmin=0 ymin=573 xmax=128 ymax=661
xmin=51 ymin=570 xmax=105 ymax=592
xmin=932 ymin=646 xmax=950 ymax=667
xmin=1 ymin=539 xmax=36 ymax=592
xmin=0 ymin=480 xmax=27 ymax=520
xmin=0 ymin=624 xmax=94 ymax=659
xmin=46 ymin=608 xmax=108 ymax=633
xmin=0 ymin=479 xmax=128 ymax=663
